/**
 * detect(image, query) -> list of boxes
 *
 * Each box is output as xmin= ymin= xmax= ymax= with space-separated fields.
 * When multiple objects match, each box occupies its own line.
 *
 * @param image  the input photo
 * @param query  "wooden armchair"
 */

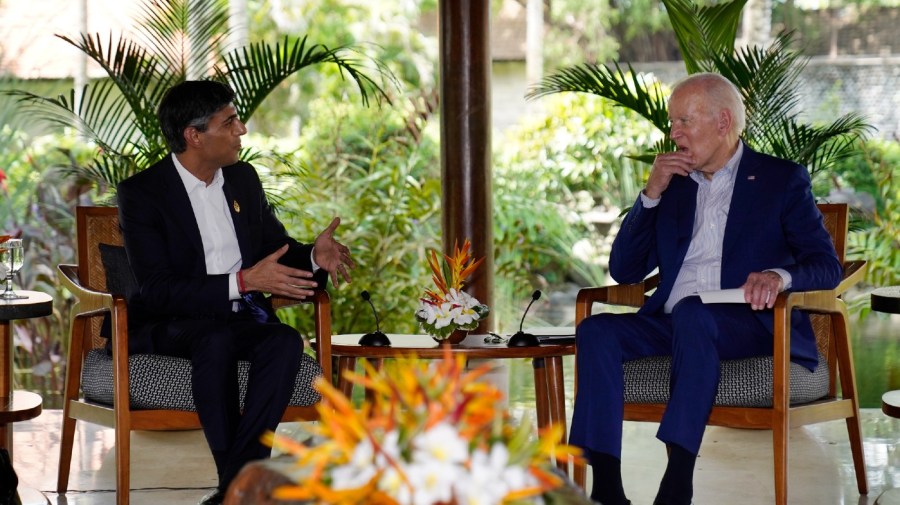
xmin=572 ymin=203 xmax=868 ymax=505
xmin=56 ymin=206 xmax=333 ymax=505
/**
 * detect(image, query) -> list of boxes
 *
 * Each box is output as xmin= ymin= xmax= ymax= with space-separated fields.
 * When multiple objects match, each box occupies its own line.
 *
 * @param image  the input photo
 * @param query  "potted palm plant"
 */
xmin=526 ymin=0 xmax=872 ymax=180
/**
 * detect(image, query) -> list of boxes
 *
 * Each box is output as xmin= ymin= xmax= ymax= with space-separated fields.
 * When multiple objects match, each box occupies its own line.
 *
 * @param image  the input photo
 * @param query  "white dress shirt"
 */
xmin=172 ymin=154 xmax=243 ymax=301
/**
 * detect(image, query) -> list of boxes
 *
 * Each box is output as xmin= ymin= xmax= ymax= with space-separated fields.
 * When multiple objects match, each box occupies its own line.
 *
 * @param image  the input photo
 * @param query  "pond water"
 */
xmin=507 ymin=313 xmax=900 ymax=411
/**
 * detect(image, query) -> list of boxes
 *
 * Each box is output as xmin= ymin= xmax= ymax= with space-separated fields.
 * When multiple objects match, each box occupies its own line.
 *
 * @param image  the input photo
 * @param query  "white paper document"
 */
xmin=697 ymin=288 xmax=748 ymax=304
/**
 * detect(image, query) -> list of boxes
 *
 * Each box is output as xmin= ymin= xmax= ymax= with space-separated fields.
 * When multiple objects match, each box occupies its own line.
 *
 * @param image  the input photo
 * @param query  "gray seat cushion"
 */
xmin=623 ymin=353 xmax=829 ymax=407
xmin=82 ymin=349 xmax=322 ymax=410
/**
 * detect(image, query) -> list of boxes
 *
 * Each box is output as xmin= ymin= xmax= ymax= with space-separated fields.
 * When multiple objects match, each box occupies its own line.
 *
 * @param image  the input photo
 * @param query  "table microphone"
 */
xmin=358 ymin=290 xmax=391 ymax=347
xmin=507 ymin=289 xmax=542 ymax=347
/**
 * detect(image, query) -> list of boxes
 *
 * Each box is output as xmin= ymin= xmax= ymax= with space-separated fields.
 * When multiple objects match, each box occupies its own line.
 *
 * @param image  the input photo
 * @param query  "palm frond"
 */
xmin=526 ymin=62 xmax=670 ymax=133
xmin=56 ymin=33 xmax=172 ymax=143
xmin=7 ymin=88 xmax=122 ymax=152
xmin=134 ymin=0 xmax=228 ymax=78
xmin=57 ymin=152 xmax=147 ymax=189
xmin=764 ymin=113 xmax=873 ymax=178
xmin=663 ymin=0 xmax=747 ymax=73
xmin=710 ymin=33 xmax=806 ymax=148
xmin=216 ymin=36 xmax=392 ymax=120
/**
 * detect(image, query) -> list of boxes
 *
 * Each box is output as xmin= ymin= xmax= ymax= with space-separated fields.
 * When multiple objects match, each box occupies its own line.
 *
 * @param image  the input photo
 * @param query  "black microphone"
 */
xmin=358 ymin=290 xmax=391 ymax=347
xmin=507 ymin=290 xmax=542 ymax=347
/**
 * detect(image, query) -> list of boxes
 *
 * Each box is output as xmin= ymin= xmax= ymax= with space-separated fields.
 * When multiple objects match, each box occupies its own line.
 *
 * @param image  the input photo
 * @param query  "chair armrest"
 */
xmin=575 ymin=274 xmax=659 ymax=325
xmin=58 ymin=264 xmax=115 ymax=317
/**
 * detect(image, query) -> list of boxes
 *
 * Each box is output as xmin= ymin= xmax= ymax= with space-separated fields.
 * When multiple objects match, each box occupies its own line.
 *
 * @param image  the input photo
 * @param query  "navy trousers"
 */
xmin=150 ymin=313 xmax=302 ymax=491
xmin=569 ymin=296 xmax=773 ymax=458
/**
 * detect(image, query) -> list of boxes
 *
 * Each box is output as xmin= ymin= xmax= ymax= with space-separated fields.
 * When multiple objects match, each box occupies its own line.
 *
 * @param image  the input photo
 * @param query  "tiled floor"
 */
xmin=8 ymin=406 xmax=900 ymax=505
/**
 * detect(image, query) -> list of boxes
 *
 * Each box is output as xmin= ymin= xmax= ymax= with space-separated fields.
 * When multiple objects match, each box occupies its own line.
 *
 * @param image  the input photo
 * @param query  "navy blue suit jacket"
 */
xmin=609 ymin=144 xmax=842 ymax=370
xmin=117 ymin=155 xmax=327 ymax=354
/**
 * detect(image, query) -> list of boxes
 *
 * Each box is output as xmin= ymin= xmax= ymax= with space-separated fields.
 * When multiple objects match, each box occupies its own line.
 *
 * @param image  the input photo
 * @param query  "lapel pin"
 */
xmin=747 ymin=175 xmax=756 ymax=180
xmin=233 ymin=200 xmax=241 ymax=213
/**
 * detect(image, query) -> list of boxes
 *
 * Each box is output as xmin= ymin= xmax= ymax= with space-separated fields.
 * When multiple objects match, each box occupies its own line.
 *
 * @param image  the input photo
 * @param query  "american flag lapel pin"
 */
xmin=233 ymin=200 xmax=241 ymax=213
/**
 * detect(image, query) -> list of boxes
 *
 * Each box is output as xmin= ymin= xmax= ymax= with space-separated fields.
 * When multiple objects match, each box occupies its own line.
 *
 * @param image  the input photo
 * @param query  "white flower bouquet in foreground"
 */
xmin=415 ymin=239 xmax=489 ymax=340
xmin=266 ymin=351 xmax=584 ymax=505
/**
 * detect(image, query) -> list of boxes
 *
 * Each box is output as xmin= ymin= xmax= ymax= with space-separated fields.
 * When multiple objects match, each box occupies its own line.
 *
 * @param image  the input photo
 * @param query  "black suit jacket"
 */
xmin=117 ymin=154 xmax=327 ymax=354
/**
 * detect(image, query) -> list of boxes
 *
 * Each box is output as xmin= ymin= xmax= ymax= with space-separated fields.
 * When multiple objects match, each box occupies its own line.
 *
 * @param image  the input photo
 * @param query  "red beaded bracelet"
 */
xmin=237 ymin=270 xmax=247 ymax=294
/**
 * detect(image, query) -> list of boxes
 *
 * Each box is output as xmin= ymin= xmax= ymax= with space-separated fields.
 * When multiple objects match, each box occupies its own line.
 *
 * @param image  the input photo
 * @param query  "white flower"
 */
xmin=417 ymin=290 xmax=486 ymax=335
xmin=412 ymin=423 xmax=469 ymax=465
xmin=330 ymin=439 xmax=377 ymax=490
xmin=379 ymin=463 xmax=414 ymax=505
xmin=452 ymin=443 xmax=542 ymax=505
xmin=405 ymin=457 xmax=461 ymax=505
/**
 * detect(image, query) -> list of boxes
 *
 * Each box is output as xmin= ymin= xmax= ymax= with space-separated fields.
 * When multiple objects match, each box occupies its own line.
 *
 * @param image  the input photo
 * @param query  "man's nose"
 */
xmin=236 ymin=120 xmax=248 ymax=135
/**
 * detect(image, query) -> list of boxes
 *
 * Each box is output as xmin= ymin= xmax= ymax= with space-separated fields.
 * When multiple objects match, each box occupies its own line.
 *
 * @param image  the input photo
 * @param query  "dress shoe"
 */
xmin=199 ymin=488 xmax=225 ymax=505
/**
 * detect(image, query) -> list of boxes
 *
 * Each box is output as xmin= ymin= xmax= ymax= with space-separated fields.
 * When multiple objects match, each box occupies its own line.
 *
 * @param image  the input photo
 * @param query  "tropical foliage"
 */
xmin=5 ymin=0 xmax=392 ymax=191
xmin=526 ymin=0 xmax=873 ymax=183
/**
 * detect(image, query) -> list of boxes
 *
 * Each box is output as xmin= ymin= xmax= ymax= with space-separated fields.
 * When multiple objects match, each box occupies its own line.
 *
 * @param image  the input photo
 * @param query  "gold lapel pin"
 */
xmin=233 ymin=200 xmax=241 ymax=213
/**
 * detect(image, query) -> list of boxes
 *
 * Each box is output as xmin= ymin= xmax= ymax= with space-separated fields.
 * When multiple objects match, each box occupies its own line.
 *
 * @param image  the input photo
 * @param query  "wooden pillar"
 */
xmin=439 ymin=0 xmax=494 ymax=330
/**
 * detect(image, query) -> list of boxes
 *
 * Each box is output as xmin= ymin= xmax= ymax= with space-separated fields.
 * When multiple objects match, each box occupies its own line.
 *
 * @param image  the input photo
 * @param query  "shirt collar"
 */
xmin=689 ymin=142 xmax=743 ymax=184
xmin=171 ymin=153 xmax=224 ymax=194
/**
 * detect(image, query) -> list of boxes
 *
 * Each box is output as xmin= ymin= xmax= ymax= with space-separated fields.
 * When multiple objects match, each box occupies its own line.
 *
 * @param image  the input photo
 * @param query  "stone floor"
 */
xmin=8 ymin=406 xmax=900 ymax=505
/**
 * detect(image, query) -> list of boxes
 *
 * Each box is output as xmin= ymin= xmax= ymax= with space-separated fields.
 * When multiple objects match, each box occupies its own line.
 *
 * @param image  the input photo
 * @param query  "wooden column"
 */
xmin=439 ymin=0 xmax=494 ymax=330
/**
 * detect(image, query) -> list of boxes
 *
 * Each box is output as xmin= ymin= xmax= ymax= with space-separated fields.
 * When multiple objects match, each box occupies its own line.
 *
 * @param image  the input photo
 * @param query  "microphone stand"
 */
xmin=358 ymin=290 xmax=391 ymax=347
xmin=507 ymin=290 xmax=542 ymax=347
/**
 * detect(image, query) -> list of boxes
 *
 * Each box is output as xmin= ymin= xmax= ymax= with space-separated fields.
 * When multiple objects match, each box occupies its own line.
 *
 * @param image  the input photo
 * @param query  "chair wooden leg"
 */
xmin=58 ymin=315 xmax=86 ymax=494
xmin=834 ymin=312 xmax=869 ymax=495
xmin=115 ymin=426 xmax=130 ymax=505
xmin=845 ymin=416 xmax=868 ymax=494
xmin=56 ymin=413 xmax=76 ymax=493
xmin=773 ymin=421 xmax=788 ymax=505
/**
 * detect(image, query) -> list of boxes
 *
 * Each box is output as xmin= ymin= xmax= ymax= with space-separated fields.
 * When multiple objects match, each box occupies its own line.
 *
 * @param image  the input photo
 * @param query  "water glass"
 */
xmin=0 ymin=239 xmax=25 ymax=300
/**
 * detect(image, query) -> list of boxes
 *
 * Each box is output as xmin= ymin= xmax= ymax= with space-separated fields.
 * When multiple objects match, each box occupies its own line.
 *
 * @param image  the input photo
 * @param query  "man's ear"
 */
xmin=718 ymin=109 xmax=733 ymax=136
xmin=183 ymin=126 xmax=203 ymax=149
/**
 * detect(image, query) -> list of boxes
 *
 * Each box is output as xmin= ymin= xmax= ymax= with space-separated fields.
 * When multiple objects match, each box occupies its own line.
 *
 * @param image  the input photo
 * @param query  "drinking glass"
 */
xmin=0 ymin=239 xmax=25 ymax=300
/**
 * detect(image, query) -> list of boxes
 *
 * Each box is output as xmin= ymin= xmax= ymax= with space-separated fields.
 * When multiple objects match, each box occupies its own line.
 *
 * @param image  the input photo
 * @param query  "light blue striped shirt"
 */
xmin=641 ymin=143 xmax=756 ymax=313
xmin=662 ymin=145 xmax=742 ymax=312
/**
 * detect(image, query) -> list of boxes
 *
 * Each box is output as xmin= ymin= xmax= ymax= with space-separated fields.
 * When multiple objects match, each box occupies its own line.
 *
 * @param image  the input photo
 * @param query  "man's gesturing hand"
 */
xmin=242 ymin=245 xmax=318 ymax=299
xmin=313 ymin=217 xmax=355 ymax=287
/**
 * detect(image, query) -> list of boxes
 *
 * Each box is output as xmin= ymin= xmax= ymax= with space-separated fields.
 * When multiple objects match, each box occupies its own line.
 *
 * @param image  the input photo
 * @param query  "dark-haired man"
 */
xmin=569 ymin=73 xmax=842 ymax=505
xmin=118 ymin=80 xmax=354 ymax=505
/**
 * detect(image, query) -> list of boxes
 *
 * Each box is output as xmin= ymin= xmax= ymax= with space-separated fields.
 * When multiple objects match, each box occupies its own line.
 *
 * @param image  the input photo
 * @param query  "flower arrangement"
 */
xmin=267 ymin=350 xmax=582 ymax=505
xmin=415 ymin=239 xmax=490 ymax=340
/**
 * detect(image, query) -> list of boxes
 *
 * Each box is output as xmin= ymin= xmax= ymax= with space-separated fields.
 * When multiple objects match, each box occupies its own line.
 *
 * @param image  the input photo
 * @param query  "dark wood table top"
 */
xmin=871 ymin=286 xmax=900 ymax=314
xmin=0 ymin=390 xmax=41 ymax=423
xmin=0 ymin=291 xmax=53 ymax=321
xmin=330 ymin=333 xmax=575 ymax=360
xmin=883 ymin=390 xmax=900 ymax=419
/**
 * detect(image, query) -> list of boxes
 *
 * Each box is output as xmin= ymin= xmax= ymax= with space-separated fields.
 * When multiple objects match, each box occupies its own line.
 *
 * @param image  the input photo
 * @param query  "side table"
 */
xmin=870 ymin=287 xmax=900 ymax=505
xmin=0 ymin=291 xmax=51 ymax=505
xmin=329 ymin=333 xmax=575 ymax=472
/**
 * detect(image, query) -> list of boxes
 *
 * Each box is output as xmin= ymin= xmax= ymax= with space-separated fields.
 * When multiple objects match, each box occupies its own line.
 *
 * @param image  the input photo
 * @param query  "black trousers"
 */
xmin=149 ymin=312 xmax=303 ymax=491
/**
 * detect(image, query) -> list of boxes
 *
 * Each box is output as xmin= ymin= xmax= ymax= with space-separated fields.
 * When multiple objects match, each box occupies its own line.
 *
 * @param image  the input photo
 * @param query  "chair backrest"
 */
xmin=76 ymin=206 xmax=123 ymax=293
xmin=811 ymin=203 xmax=849 ymax=393
xmin=75 ymin=206 xmax=122 ymax=350
xmin=816 ymin=203 xmax=848 ymax=264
